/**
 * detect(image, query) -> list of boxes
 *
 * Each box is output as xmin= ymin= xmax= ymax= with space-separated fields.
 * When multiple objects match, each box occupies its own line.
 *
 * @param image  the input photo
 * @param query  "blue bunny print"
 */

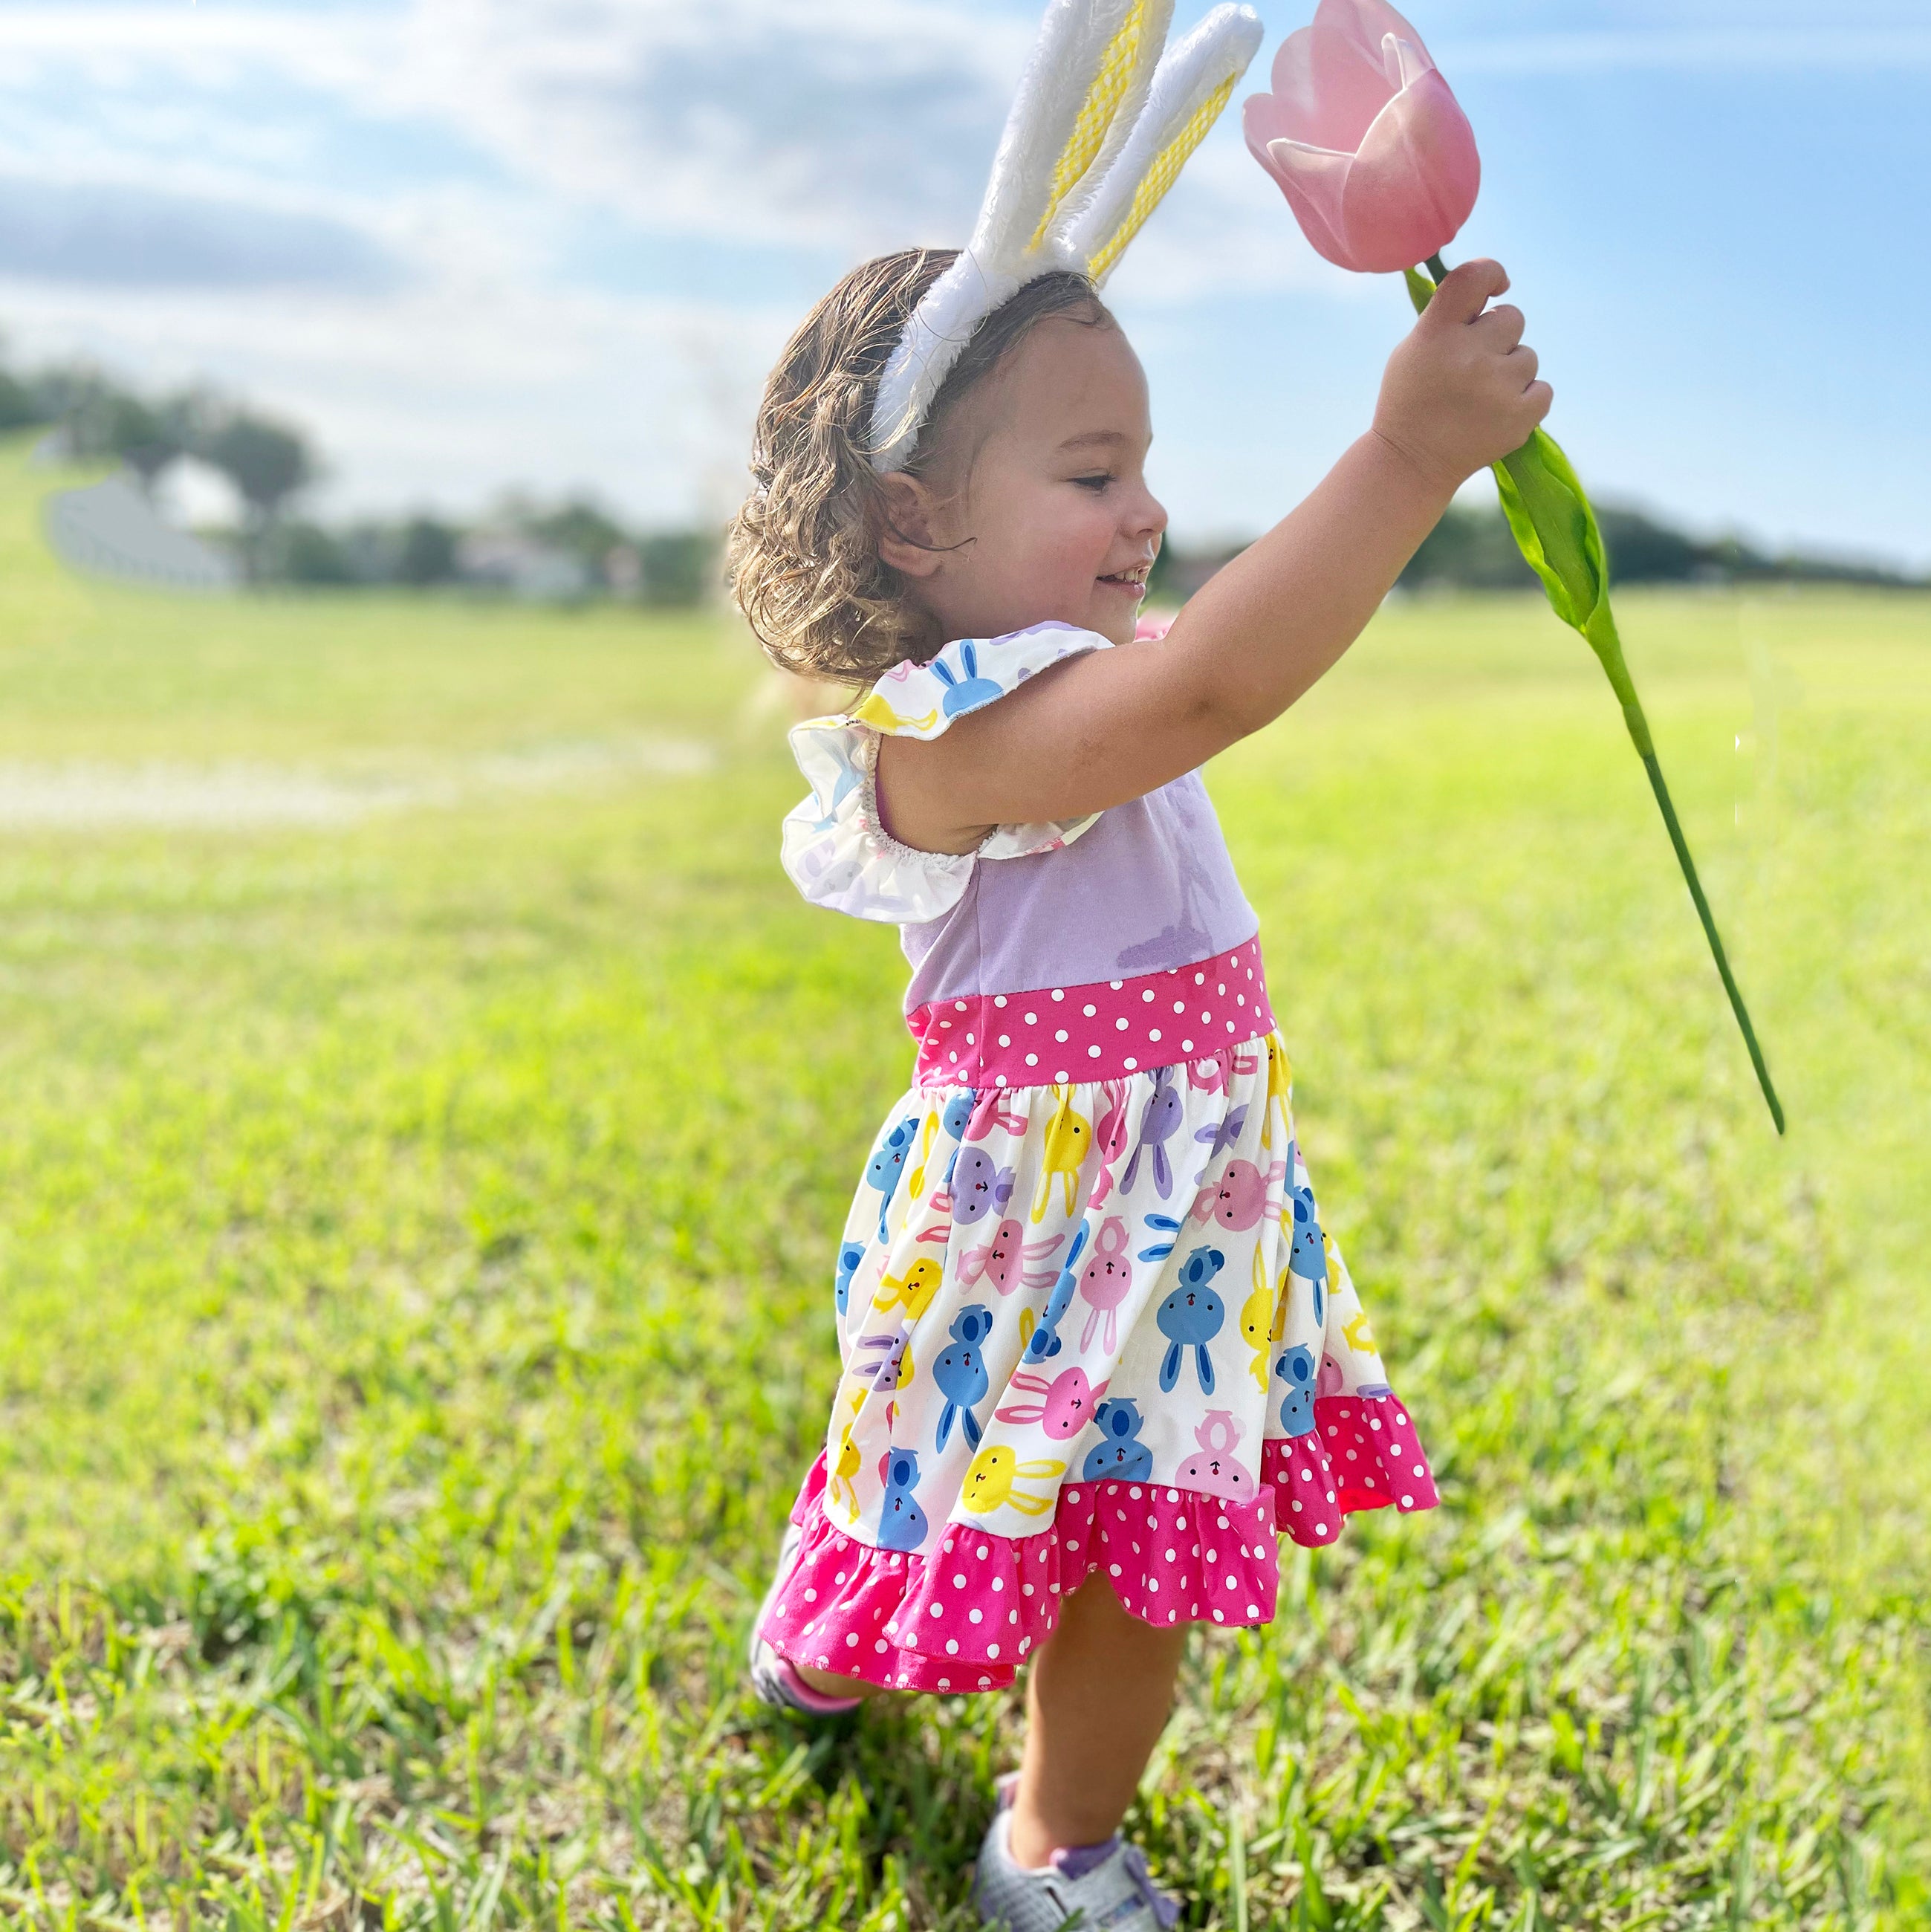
xmin=1023 ymin=1222 xmax=1089 ymax=1364
xmin=866 ymin=1112 xmax=919 ymax=1242
xmin=1276 ymin=1343 xmax=1317 ymax=1437
xmin=1137 ymin=1212 xmax=1183 ymax=1262
xmin=932 ymin=642 xmax=1005 ymax=716
xmin=1287 ymin=1177 xmax=1327 ymax=1325
xmin=1081 ymin=1398 xmax=1154 ymax=1482
xmin=877 ymin=1448 xmax=929 ymax=1552
xmin=1157 ymin=1245 xmax=1227 ymax=1394
xmin=934 ymin=1304 xmax=995 ymax=1452
xmin=834 ymin=1240 xmax=866 ymax=1320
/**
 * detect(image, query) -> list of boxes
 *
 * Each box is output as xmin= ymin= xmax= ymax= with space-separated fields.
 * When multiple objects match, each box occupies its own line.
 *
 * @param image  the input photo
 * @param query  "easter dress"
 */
xmin=762 ymin=622 xmax=1438 ymax=1695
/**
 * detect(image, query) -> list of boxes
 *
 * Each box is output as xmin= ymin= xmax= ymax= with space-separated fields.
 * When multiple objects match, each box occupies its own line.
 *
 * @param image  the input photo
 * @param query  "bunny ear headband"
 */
xmin=868 ymin=0 xmax=1265 ymax=473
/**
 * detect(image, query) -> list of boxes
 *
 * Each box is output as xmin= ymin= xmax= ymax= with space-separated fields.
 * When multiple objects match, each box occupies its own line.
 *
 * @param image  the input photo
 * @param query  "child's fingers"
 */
xmin=1473 ymin=302 xmax=1526 ymax=353
xmin=1425 ymin=257 xmax=1510 ymax=327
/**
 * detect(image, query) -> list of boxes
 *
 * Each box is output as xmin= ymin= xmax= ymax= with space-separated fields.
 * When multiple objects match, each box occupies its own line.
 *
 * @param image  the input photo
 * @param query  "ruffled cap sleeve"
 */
xmin=779 ymin=621 xmax=1115 ymax=924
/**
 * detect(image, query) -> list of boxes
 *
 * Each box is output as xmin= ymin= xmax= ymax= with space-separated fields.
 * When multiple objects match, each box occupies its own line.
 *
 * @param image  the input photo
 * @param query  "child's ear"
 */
xmin=875 ymin=472 xmax=947 ymax=580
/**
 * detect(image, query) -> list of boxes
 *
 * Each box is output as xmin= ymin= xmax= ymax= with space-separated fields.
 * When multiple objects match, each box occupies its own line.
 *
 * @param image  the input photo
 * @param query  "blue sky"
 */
xmin=0 ymin=0 xmax=1924 ymax=563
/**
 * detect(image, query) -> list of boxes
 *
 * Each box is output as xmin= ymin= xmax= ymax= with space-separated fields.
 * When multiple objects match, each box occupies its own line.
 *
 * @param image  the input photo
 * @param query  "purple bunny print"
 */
xmin=1276 ymin=1343 xmax=1317 ymax=1436
xmin=1192 ymin=1103 xmax=1248 ymax=1181
xmin=864 ymin=1112 xmax=919 ymax=1242
xmin=933 ymin=1304 xmax=995 ymax=1452
xmin=1120 ymin=1066 xmax=1184 ymax=1199
xmin=851 ymin=1329 xmax=911 ymax=1393
xmin=948 ymin=1145 xmax=1016 ymax=1228
xmin=877 ymin=1448 xmax=929 ymax=1552
xmin=1080 ymin=1397 xmax=1154 ymax=1482
xmin=1157 ymin=1245 xmax=1227 ymax=1394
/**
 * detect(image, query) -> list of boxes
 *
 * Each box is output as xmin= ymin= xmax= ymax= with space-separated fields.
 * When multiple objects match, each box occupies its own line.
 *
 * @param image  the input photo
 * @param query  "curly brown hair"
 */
xmin=727 ymin=247 xmax=1110 ymax=686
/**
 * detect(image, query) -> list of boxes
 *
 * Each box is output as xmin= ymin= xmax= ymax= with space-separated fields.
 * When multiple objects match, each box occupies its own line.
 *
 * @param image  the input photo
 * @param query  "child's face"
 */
xmin=889 ymin=316 xmax=1168 ymax=649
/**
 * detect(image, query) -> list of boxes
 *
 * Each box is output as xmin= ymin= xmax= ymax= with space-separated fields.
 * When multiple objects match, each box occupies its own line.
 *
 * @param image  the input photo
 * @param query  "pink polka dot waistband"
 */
xmin=909 ymin=936 xmax=1276 ymax=1090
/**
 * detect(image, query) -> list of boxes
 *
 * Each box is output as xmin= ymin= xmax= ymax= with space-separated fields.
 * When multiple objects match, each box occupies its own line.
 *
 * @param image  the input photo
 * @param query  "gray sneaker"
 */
xmin=747 ymin=1522 xmax=860 ymax=1717
xmin=973 ymin=1804 xmax=1180 ymax=1931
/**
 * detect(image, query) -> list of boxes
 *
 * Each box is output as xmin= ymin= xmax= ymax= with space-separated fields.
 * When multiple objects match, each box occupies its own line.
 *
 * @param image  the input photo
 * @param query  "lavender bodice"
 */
xmin=899 ymin=768 xmax=1255 ymax=1009
xmin=779 ymin=623 xmax=1257 ymax=1011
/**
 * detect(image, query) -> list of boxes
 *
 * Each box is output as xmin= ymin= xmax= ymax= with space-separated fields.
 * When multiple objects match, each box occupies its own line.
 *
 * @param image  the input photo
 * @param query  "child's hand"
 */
xmin=1371 ymin=259 xmax=1552 ymax=492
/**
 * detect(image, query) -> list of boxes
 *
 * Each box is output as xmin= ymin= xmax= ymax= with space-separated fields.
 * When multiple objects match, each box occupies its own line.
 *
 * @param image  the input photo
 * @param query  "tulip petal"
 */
xmin=1263 ymin=16 xmax=1396 ymax=153
xmin=1318 ymin=0 xmax=1436 ymax=74
xmin=1381 ymin=33 xmax=1432 ymax=91
xmin=1337 ymin=66 xmax=1480 ymax=272
xmin=1262 ymin=137 xmax=1356 ymax=269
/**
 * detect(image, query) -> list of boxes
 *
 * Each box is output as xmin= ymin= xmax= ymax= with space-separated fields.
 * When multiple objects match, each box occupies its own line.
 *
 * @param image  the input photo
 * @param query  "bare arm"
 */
xmin=881 ymin=260 xmax=1552 ymax=853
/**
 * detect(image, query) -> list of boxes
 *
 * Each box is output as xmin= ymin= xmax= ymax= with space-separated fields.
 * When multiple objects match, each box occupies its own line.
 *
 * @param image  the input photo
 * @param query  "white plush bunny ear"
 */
xmin=1059 ymin=4 xmax=1267 ymax=282
xmin=869 ymin=0 xmax=1259 ymax=473
xmin=972 ymin=0 xmax=1175 ymax=275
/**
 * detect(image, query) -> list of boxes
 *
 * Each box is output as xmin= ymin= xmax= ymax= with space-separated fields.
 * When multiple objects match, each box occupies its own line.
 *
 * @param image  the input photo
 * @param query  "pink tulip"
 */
xmin=1243 ymin=0 xmax=1480 ymax=275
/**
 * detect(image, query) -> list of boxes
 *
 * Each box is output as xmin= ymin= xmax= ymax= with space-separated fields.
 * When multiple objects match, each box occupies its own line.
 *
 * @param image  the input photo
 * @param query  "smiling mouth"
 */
xmin=1097 ymin=563 xmax=1151 ymax=595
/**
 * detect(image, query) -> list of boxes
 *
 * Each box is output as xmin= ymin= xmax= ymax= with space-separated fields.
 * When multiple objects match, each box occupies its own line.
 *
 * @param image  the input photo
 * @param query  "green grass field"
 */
xmin=0 ymin=431 xmax=1925 ymax=1931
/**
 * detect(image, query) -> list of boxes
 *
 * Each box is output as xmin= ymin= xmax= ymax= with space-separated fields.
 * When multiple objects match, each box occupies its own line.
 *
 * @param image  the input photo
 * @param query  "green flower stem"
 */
xmin=1638 ymin=746 xmax=1786 ymax=1135
xmin=1409 ymin=256 xmax=1785 ymax=1133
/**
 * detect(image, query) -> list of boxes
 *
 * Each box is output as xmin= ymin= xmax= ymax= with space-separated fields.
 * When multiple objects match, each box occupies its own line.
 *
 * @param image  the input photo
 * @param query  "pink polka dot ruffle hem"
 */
xmin=761 ymin=1392 xmax=1438 ymax=1694
xmin=1261 ymin=1393 xmax=1440 ymax=1541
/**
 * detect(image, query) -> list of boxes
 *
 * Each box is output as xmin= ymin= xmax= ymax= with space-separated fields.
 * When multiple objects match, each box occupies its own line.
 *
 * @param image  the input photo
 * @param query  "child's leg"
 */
xmin=1007 ymin=1572 xmax=1186 ymax=1869
xmin=795 ymin=1662 xmax=887 ymax=1699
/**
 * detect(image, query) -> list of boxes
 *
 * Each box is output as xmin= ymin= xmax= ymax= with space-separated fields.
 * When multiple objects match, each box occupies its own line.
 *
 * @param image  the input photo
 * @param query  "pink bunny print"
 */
xmin=1076 ymin=1216 xmax=1134 ymax=1352
xmin=958 ymin=1219 xmax=1064 ymax=1297
xmin=994 ymin=1366 xmax=1110 ymax=1440
xmin=1191 ymin=1158 xmax=1286 ymax=1232
xmin=1175 ymin=1410 xmax=1255 ymax=1501
xmin=1085 ymin=1082 xmax=1133 ymax=1210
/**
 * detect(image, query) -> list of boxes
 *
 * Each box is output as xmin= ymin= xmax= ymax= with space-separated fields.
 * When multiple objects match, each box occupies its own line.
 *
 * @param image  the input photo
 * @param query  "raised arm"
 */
xmin=879 ymin=259 xmax=1551 ymax=855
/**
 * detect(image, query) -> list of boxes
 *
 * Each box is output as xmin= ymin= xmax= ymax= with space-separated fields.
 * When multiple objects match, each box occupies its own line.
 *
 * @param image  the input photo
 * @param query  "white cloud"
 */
xmin=0 ymin=175 xmax=400 ymax=288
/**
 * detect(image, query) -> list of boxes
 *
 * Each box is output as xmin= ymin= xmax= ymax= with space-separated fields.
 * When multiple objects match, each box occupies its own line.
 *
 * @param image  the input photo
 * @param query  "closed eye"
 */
xmin=1071 ymin=473 xmax=1114 ymax=493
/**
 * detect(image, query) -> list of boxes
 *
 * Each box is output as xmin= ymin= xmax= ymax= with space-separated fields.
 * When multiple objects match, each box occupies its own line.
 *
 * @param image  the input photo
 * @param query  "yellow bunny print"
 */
xmin=1031 ymin=1086 xmax=1091 ymax=1223
xmin=874 ymin=1257 xmax=944 ymax=1322
xmin=961 ymin=1444 xmax=1067 ymax=1517
xmin=1239 ymin=1247 xmax=1276 ymax=1392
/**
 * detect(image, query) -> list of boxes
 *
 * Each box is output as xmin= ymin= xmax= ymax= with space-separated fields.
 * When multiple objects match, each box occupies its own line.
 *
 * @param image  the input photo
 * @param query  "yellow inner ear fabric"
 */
xmin=1031 ymin=0 xmax=1152 ymax=250
xmin=1087 ymin=71 xmax=1236 ymax=280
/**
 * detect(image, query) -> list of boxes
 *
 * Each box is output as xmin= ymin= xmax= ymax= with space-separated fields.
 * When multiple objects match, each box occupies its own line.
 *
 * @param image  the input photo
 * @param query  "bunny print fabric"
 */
xmin=763 ymin=626 xmax=1439 ymax=1694
xmin=760 ymin=1025 xmax=1439 ymax=1694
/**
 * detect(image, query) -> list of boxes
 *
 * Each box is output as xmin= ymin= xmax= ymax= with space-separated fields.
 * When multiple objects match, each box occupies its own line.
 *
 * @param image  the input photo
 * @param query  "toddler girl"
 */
xmin=731 ymin=236 xmax=1545 ymax=1929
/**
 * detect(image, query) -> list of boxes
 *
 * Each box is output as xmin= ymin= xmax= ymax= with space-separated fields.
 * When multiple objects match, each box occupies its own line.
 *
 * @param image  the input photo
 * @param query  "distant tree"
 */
xmin=528 ymin=499 xmax=629 ymax=571
xmin=201 ymin=411 xmax=316 ymax=525
xmin=0 ymin=365 xmax=41 ymax=433
xmin=638 ymin=530 xmax=719 ymax=607
xmin=1400 ymin=505 xmax=1536 ymax=590
xmin=266 ymin=521 xmax=356 ymax=586
xmin=396 ymin=516 xmax=458 ymax=586
xmin=1596 ymin=508 xmax=1708 ymax=584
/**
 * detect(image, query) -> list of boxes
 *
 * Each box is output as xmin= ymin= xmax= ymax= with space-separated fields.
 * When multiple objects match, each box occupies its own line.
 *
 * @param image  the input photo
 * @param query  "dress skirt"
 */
xmin=759 ymin=938 xmax=1439 ymax=1693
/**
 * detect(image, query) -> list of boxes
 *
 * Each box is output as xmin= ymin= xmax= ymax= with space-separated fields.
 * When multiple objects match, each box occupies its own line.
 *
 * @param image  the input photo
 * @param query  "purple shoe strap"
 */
xmin=776 ymin=1656 xmax=861 ymax=1714
xmin=1049 ymin=1837 xmax=1122 ymax=1880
